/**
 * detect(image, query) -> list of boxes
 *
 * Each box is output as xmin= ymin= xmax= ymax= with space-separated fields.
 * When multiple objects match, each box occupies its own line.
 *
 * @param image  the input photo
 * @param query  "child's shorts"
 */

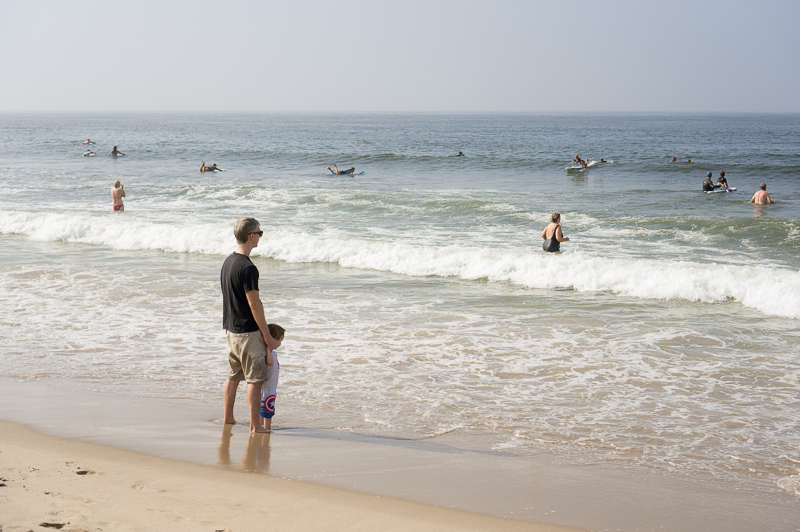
xmin=260 ymin=393 xmax=276 ymax=419
xmin=260 ymin=358 xmax=279 ymax=419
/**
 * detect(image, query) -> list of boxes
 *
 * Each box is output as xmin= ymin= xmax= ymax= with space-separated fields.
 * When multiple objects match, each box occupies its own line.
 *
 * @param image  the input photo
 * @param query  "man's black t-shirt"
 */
xmin=221 ymin=252 xmax=260 ymax=333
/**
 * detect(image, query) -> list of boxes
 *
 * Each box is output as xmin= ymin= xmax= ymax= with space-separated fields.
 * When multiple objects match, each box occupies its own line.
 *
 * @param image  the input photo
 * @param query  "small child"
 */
xmin=260 ymin=323 xmax=285 ymax=431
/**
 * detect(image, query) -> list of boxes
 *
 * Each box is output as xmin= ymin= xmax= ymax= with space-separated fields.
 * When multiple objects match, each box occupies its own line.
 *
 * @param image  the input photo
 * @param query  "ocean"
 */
xmin=1 ymin=112 xmax=799 ymax=514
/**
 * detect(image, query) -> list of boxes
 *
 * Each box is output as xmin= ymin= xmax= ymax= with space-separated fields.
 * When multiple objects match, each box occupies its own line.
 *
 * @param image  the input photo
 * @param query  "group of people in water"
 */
xmin=701 ymin=170 xmax=774 ymax=204
xmin=553 ymin=157 xmax=778 ymax=253
xmin=78 ymin=139 xmax=125 ymax=158
xmin=703 ymin=171 xmax=731 ymax=192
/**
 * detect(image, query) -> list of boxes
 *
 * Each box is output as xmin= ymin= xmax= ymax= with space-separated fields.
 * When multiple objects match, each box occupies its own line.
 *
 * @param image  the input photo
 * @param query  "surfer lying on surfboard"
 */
xmin=572 ymin=154 xmax=587 ymax=168
xmin=199 ymin=161 xmax=223 ymax=173
xmin=326 ymin=164 xmax=356 ymax=175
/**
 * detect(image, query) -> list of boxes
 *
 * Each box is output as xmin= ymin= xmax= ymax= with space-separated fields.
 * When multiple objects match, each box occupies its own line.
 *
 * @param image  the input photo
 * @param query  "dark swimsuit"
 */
xmin=543 ymin=224 xmax=561 ymax=252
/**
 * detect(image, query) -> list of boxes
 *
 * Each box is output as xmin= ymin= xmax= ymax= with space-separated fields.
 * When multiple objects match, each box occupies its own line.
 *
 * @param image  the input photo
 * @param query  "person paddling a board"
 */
xmin=326 ymin=164 xmax=356 ymax=175
xmin=200 ymin=161 xmax=222 ymax=173
xmin=572 ymin=154 xmax=587 ymax=168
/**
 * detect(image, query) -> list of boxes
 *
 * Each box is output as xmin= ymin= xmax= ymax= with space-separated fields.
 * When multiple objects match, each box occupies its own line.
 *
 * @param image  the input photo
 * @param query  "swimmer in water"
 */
xmin=541 ymin=212 xmax=570 ymax=253
xmin=326 ymin=164 xmax=356 ymax=175
xmin=199 ymin=161 xmax=221 ymax=173
xmin=702 ymin=171 xmax=716 ymax=192
xmin=111 ymin=180 xmax=125 ymax=211
xmin=670 ymin=157 xmax=677 ymax=162
xmin=81 ymin=138 xmax=95 ymax=145
xmin=108 ymin=146 xmax=126 ymax=157
xmin=716 ymin=171 xmax=730 ymax=191
xmin=82 ymin=149 xmax=96 ymax=157
xmin=572 ymin=155 xmax=586 ymax=168
xmin=750 ymin=183 xmax=774 ymax=204
xmin=456 ymin=151 xmax=465 ymax=156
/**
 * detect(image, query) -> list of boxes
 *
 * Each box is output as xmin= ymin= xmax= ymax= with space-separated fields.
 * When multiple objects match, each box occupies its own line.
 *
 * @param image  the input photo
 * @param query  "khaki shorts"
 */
xmin=226 ymin=330 xmax=268 ymax=383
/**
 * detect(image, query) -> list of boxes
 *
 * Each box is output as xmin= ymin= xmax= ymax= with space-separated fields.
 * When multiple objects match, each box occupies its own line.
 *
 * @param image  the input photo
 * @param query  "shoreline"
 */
xmin=0 ymin=420 xmax=576 ymax=532
xmin=2 ymin=378 xmax=798 ymax=532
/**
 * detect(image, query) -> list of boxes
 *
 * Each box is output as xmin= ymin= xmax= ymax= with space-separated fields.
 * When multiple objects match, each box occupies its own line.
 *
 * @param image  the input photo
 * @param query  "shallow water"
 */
xmin=1 ymin=112 xmax=799 ymax=504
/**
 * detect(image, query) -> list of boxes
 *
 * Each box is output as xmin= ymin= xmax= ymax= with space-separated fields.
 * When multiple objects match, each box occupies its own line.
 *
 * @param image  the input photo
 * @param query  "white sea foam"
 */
xmin=776 ymin=473 xmax=800 ymax=496
xmin=3 ymin=209 xmax=799 ymax=319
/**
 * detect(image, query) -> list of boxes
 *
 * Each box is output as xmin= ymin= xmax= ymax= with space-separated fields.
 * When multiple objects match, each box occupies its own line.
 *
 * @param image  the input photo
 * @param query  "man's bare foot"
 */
xmin=251 ymin=426 xmax=271 ymax=434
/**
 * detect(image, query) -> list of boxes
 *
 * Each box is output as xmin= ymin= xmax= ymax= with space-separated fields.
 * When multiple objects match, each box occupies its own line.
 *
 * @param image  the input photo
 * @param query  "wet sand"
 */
xmin=1 ymin=420 xmax=583 ymax=532
xmin=1 ymin=378 xmax=797 ymax=532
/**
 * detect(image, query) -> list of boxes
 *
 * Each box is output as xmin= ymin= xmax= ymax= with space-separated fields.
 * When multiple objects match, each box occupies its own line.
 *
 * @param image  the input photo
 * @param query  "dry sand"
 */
xmin=0 ymin=420 xmax=584 ymax=532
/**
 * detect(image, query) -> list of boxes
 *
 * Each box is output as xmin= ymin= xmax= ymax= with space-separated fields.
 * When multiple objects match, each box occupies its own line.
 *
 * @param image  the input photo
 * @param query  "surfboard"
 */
xmin=327 ymin=171 xmax=365 ymax=176
xmin=566 ymin=161 xmax=600 ymax=170
xmin=706 ymin=187 xmax=737 ymax=194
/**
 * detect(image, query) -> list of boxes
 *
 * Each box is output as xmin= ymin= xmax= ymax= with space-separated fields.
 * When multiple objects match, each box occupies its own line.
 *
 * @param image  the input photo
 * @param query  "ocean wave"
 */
xmin=3 ymin=210 xmax=799 ymax=319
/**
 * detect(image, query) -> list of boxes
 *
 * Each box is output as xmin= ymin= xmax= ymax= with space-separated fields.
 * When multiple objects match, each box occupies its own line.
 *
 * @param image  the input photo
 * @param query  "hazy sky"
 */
xmin=2 ymin=0 xmax=798 ymax=113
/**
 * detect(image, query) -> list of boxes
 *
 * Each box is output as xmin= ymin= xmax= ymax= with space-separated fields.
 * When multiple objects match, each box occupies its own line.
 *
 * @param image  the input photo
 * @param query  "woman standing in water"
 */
xmin=541 ymin=212 xmax=569 ymax=253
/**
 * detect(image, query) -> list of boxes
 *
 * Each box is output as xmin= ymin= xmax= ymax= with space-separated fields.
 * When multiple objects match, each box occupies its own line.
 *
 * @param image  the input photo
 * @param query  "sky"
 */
xmin=1 ymin=0 xmax=799 ymax=113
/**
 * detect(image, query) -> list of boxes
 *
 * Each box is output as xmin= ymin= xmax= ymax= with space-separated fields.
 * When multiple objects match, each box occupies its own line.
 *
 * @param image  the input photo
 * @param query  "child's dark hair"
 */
xmin=268 ymin=323 xmax=285 ymax=340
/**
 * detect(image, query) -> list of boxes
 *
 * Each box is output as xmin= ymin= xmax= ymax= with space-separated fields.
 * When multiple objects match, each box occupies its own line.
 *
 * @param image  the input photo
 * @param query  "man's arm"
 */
xmin=750 ymin=193 xmax=756 ymax=203
xmin=245 ymin=289 xmax=278 ymax=365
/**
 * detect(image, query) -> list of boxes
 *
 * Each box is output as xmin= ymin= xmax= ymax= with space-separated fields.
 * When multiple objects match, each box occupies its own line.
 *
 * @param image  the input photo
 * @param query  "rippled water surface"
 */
xmin=1 ymin=113 xmax=799 ymax=501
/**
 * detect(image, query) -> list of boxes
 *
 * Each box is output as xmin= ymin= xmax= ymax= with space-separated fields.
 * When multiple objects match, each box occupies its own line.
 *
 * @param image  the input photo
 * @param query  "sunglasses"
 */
xmin=250 ymin=230 xmax=263 ymax=236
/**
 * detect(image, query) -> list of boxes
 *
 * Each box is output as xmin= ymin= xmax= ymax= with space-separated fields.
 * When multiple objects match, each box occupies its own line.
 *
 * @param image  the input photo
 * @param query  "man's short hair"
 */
xmin=268 ymin=323 xmax=286 ymax=340
xmin=234 ymin=217 xmax=260 ymax=244
xmin=760 ymin=183 xmax=767 ymax=190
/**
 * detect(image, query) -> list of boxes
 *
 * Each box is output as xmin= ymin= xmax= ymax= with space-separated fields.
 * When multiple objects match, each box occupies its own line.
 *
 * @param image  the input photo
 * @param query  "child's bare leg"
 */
xmin=261 ymin=417 xmax=272 ymax=431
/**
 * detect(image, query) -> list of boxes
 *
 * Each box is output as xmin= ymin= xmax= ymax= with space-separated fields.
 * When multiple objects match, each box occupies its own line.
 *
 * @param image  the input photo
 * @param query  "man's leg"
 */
xmin=223 ymin=379 xmax=239 ymax=424
xmin=247 ymin=381 xmax=269 ymax=433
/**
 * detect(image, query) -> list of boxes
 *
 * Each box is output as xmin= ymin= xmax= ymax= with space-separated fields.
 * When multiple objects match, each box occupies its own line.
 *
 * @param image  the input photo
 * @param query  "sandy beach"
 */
xmin=1 ymin=420 xmax=586 ymax=532
xmin=2 ymin=379 xmax=799 ymax=532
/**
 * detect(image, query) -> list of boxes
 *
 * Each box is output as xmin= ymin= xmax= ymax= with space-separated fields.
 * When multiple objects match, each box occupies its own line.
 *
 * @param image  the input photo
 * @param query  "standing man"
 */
xmin=221 ymin=217 xmax=279 ymax=433
xmin=750 ymin=183 xmax=775 ymax=204
xmin=111 ymin=180 xmax=125 ymax=211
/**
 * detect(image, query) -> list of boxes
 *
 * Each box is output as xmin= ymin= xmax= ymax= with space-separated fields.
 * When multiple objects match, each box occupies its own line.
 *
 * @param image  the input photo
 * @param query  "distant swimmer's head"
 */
xmin=113 ymin=180 xmax=121 ymax=187
xmin=350 ymin=167 xmax=355 ymax=170
xmin=670 ymin=157 xmax=677 ymax=162
xmin=706 ymin=171 xmax=712 ymax=177
xmin=760 ymin=183 xmax=767 ymax=190
xmin=550 ymin=212 xmax=561 ymax=223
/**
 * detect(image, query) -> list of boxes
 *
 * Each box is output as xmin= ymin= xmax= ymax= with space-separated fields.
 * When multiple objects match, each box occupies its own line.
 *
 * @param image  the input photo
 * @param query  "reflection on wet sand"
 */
xmin=218 ymin=424 xmax=271 ymax=473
